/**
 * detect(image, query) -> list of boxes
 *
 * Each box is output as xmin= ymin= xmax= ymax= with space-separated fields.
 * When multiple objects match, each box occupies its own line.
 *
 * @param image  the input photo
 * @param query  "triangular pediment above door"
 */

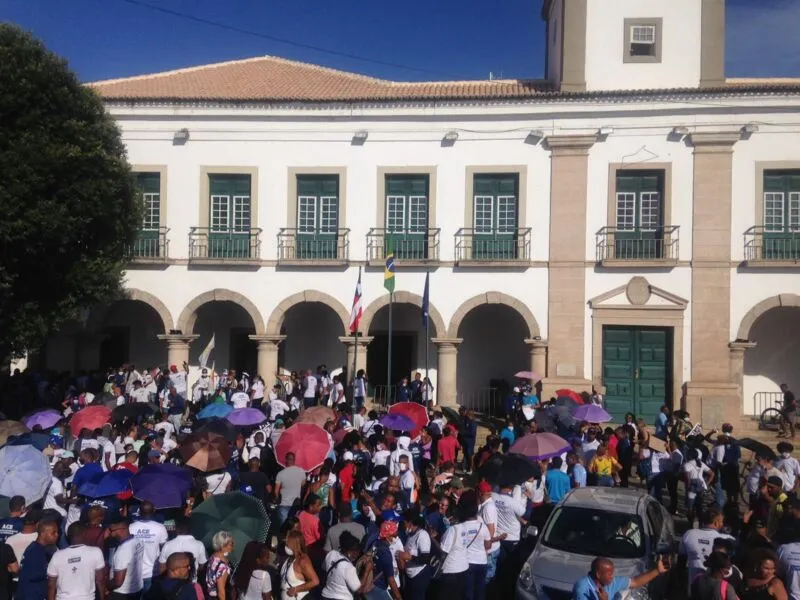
xmin=588 ymin=276 xmax=688 ymax=310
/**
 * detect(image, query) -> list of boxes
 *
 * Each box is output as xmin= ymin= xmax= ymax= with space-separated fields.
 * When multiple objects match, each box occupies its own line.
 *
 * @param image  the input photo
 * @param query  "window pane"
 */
xmin=790 ymin=193 xmax=800 ymax=230
xmin=631 ymin=25 xmax=656 ymax=42
xmin=319 ymin=196 xmax=338 ymax=233
xmin=497 ymin=195 xmax=517 ymax=233
xmin=765 ymin=192 xmax=785 ymax=232
xmin=298 ymin=196 xmax=316 ymax=233
xmin=474 ymin=196 xmax=494 ymax=233
xmin=386 ymin=196 xmax=406 ymax=231
xmin=408 ymin=196 xmax=428 ymax=233
xmin=211 ymin=195 xmax=229 ymax=231
xmin=616 ymin=193 xmax=636 ymax=230
xmin=142 ymin=192 xmax=160 ymax=230
xmin=232 ymin=195 xmax=250 ymax=232
xmin=639 ymin=192 xmax=660 ymax=230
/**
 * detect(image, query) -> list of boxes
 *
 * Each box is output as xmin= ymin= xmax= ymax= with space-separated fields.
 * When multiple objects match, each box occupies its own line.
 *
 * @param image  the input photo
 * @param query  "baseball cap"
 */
xmin=477 ymin=481 xmax=492 ymax=494
xmin=342 ymin=451 xmax=354 ymax=461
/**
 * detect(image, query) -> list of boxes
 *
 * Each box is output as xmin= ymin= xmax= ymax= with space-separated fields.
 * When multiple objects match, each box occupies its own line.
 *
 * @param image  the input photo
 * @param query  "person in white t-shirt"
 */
xmin=683 ymin=448 xmax=714 ymax=525
xmin=107 ymin=518 xmax=146 ymax=597
xmin=230 ymin=385 xmax=250 ymax=409
xmin=158 ymin=518 xmax=207 ymax=582
xmin=269 ymin=394 xmax=289 ymax=422
xmin=478 ymin=481 xmax=504 ymax=582
xmin=776 ymin=442 xmax=800 ymax=492
xmin=47 ymin=523 xmax=107 ymax=600
xmin=398 ymin=513 xmax=432 ymax=595
xmin=169 ymin=364 xmax=188 ymax=397
xmin=320 ymin=531 xmax=371 ymax=600
xmin=129 ymin=503 xmax=168 ymax=588
xmin=329 ymin=376 xmax=345 ymax=407
xmin=459 ymin=498 xmax=492 ymax=598
xmin=678 ymin=507 xmax=734 ymax=593
xmin=303 ymin=370 xmax=318 ymax=408
xmin=130 ymin=380 xmax=150 ymax=404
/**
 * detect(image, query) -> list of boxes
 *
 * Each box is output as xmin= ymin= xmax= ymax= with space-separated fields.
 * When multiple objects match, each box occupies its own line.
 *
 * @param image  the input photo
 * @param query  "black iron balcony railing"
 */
xmin=188 ymin=227 xmax=261 ymax=261
xmin=595 ymin=226 xmax=680 ymax=262
xmin=128 ymin=227 xmax=169 ymax=260
xmin=454 ymin=228 xmax=531 ymax=262
xmin=277 ymin=228 xmax=350 ymax=262
xmin=744 ymin=226 xmax=800 ymax=262
xmin=366 ymin=228 xmax=440 ymax=262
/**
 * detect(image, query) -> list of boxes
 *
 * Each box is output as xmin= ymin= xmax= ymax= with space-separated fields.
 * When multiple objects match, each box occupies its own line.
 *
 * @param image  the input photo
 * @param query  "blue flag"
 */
xmin=422 ymin=272 xmax=430 ymax=328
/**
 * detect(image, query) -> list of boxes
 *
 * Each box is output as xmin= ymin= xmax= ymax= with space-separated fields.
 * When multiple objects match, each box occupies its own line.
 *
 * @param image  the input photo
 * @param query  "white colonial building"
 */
xmin=39 ymin=0 xmax=800 ymax=428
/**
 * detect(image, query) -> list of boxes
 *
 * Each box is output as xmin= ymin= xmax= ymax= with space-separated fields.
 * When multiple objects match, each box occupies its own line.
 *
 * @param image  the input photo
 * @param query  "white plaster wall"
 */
xmin=584 ymin=0 xmax=702 ymax=91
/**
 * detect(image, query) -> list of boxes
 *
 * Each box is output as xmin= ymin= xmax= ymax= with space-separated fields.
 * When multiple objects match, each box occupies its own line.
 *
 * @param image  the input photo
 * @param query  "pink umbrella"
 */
xmin=275 ymin=424 xmax=332 ymax=471
xmin=509 ymin=433 xmax=571 ymax=461
xmin=514 ymin=371 xmax=542 ymax=382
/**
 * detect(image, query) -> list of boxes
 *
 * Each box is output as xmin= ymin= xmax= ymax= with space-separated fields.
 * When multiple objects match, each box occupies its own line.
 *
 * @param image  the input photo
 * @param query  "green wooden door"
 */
xmin=136 ymin=173 xmax=161 ymax=257
xmin=385 ymin=175 xmax=429 ymax=259
xmin=602 ymin=326 xmax=669 ymax=423
xmin=297 ymin=175 xmax=339 ymax=259
xmin=209 ymin=174 xmax=252 ymax=258
xmin=615 ymin=171 xmax=664 ymax=259
xmin=763 ymin=171 xmax=800 ymax=259
xmin=472 ymin=174 xmax=518 ymax=260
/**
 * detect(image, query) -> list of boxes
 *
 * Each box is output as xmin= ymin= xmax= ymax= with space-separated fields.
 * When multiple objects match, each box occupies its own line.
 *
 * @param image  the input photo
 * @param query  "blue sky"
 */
xmin=1 ymin=0 xmax=797 ymax=83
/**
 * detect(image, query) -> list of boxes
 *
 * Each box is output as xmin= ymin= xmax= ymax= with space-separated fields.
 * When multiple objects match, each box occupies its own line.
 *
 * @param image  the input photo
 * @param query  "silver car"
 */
xmin=516 ymin=487 xmax=676 ymax=600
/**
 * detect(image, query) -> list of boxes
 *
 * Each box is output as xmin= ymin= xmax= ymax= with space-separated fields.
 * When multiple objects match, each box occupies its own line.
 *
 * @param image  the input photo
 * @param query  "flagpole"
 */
xmin=351 ymin=331 xmax=358 ymax=415
xmin=425 ymin=277 xmax=430 ymax=398
xmin=387 ymin=291 xmax=393 ymax=405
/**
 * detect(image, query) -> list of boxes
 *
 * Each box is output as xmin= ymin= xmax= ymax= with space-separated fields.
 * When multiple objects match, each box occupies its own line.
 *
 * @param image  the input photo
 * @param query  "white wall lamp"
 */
xmin=173 ymin=128 xmax=190 ymax=145
xmin=443 ymin=130 xmax=459 ymax=142
xmin=672 ymin=126 xmax=689 ymax=135
xmin=741 ymin=123 xmax=759 ymax=134
xmin=352 ymin=130 xmax=369 ymax=145
xmin=598 ymin=126 xmax=614 ymax=136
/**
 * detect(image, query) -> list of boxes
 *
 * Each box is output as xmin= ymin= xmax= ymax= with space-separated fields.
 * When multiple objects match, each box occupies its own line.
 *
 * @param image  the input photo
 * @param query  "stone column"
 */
xmin=249 ymin=334 xmax=286 ymax=384
xmin=543 ymin=135 xmax=596 ymax=391
xmin=339 ymin=335 xmax=374 ymax=380
xmin=729 ymin=341 xmax=757 ymax=397
xmin=685 ymin=131 xmax=742 ymax=425
xmin=524 ymin=338 xmax=548 ymax=381
xmin=432 ymin=338 xmax=462 ymax=407
xmin=157 ymin=334 xmax=198 ymax=367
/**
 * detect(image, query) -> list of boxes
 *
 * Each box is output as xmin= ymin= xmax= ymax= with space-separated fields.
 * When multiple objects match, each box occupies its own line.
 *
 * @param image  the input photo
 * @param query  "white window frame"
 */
xmin=408 ymin=196 xmax=428 ymax=234
xmin=616 ymin=192 xmax=636 ymax=231
xmin=474 ymin=195 xmax=494 ymax=234
xmin=319 ymin=196 xmax=338 ymax=233
xmin=496 ymin=195 xmax=517 ymax=234
xmin=790 ymin=192 xmax=800 ymax=231
xmin=210 ymin=195 xmax=230 ymax=232
xmin=142 ymin=192 xmax=160 ymax=231
xmin=764 ymin=192 xmax=785 ymax=233
xmin=232 ymin=195 xmax=251 ymax=233
xmin=639 ymin=191 xmax=661 ymax=231
xmin=630 ymin=25 xmax=656 ymax=44
xmin=386 ymin=195 xmax=406 ymax=232
xmin=297 ymin=196 xmax=317 ymax=234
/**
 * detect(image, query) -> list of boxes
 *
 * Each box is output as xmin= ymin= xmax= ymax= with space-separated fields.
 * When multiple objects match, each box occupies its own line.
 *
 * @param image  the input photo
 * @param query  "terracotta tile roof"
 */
xmin=89 ymin=55 xmax=800 ymax=104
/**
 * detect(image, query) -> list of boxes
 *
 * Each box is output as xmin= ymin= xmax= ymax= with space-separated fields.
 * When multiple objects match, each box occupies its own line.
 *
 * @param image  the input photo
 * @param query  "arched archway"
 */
xmin=363 ymin=292 xmax=444 ymax=397
xmin=741 ymin=295 xmax=800 ymax=414
xmin=87 ymin=288 xmax=174 ymax=334
xmin=450 ymin=293 xmax=540 ymax=411
xmin=448 ymin=292 xmax=540 ymax=339
xmin=267 ymin=291 xmax=350 ymax=374
xmin=177 ymin=289 xmax=267 ymax=374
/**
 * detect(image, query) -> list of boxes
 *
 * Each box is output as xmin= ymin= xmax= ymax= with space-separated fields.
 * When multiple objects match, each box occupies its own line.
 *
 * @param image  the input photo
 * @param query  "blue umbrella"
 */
xmin=5 ymin=432 xmax=51 ymax=451
xmin=131 ymin=463 xmax=194 ymax=509
xmin=197 ymin=403 xmax=233 ymax=420
xmin=572 ymin=404 xmax=613 ymax=423
xmin=380 ymin=413 xmax=416 ymax=432
xmin=77 ymin=468 xmax=135 ymax=499
xmin=0 ymin=445 xmax=51 ymax=504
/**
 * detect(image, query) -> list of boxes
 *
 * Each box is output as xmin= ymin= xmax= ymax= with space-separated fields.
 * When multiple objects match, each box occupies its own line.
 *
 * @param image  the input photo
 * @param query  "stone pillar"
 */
xmin=432 ymin=338 xmax=462 ymax=407
xmin=684 ymin=131 xmax=742 ymax=425
xmin=75 ymin=333 xmax=107 ymax=371
xmin=338 ymin=336 xmax=374 ymax=381
xmin=157 ymin=334 xmax=198 ymax=368
xmin=249 ymin=334 xmax=286 ymax=384
xmin=543 ymin=135 xmax=596 ymax=391
xmin=524 ymin=338 xmax=548 ymax=381
xmin=729 ymin=341 xmax=757 ymax=397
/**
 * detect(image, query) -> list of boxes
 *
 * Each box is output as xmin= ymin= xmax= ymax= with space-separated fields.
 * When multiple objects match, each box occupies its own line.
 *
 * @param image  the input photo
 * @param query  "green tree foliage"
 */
xmin=0 ymin=24 xmax=140 ymax=362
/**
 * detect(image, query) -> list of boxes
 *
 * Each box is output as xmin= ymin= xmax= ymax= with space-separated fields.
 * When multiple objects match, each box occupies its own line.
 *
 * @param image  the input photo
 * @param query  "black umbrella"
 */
xmin=112 ymin=403 xmax=153 ymax=423
xmin=478 ymin=452 xmax=540 ymax=487
xmin=736 ymin=437 xmax=777 ymax=461
xmin=195 ymin=418 xmax=238 ymax=442
xmin=442 ymin=407 xmax=460 ymax=424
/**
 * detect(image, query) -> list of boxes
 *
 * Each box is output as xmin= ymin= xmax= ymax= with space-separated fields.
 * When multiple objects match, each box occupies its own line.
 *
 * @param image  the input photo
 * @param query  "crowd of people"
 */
xmin=1 ymin=365 xmax=800 ymax=600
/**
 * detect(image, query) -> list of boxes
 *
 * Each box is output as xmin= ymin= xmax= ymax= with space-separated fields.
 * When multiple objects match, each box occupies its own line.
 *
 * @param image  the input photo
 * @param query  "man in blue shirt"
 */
xmin=0 ymin=497 xmax=26 ymax=544
xmin=567 ymin=452 xmax=587 ymax=488
xmin=16 ymin=520 xmax=59 ymax=599
xmin=654 ymin=406 xmax=670 ymax=440
xmin=545 ymin=457 xmax=571 ymax=503
xmin=573 ymin=556 xmax=667 ymax=600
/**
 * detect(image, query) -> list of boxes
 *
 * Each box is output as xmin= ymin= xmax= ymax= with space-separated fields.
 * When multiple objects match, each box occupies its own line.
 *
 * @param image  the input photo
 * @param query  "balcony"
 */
xmin=277 ymin=228 xmax=350 ymax=266
xmin=127 ymin=227 xmax=169 ymax=263
xmin=366 ymin=228 xmax=440 ymax=266
xmin=188 ymin=227 xmax=262 ymax=265
xmin=595 ymin=226 xmax=680 ymax=267
xmin=744 ymin=226 xmax=800 ymax=266
xmin=453 ymin=228 xmax=532 ymax=266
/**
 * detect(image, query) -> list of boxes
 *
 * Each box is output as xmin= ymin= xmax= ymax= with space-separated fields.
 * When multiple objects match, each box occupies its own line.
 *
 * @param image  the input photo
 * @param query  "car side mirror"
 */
xmin=526 ymin=525 xmax=539 ymax=538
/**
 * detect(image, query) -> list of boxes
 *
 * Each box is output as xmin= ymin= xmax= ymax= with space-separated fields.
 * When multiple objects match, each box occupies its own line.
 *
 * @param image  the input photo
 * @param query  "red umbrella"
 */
xmin=332 ymin=428 xmax=350 ymax=445
xmin=296 ymin=406 xmax=337 ymax=428
xmin=69 ymin=406 xmax=111 ymax=434
xmin=388 ymin=402 xmax=429 ymax=437
xmin=555 ymin=389 xmax=584 ymax=405
xmin=275 ymin=423 xmax=332 ymax=471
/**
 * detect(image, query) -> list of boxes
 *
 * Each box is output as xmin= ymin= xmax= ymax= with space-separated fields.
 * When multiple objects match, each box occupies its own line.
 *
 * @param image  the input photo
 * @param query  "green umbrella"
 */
xmin=189 ymin=492 xmax=270 ymax=567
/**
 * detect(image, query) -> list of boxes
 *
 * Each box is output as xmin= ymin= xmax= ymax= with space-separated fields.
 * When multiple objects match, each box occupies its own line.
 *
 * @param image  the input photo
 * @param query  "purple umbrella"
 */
xmin=22 ymin=409 xmax=62 ymax=430
xmin=572 ymin=404 xmax=612 ymax=423
xmin=131 ymin=463 xmax=194 ymax=509
xmin=77 ymin=468 xmax=134 ymax=498
xmin=226 ymin=408 xmax=267 ymax=427
xmin=509 ymin=433 xmax=571 ymax=460
xmin=380 ymin=413 xmax=416 ymax=432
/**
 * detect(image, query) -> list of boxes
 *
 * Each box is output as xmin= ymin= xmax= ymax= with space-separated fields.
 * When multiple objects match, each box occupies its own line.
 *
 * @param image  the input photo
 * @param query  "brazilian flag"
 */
xmin=384 ymin=241 xmax=396 ymax=293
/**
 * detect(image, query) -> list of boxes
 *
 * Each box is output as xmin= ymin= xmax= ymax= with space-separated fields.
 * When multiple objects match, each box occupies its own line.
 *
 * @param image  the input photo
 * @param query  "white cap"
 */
xmin=398 ymin=436 xmax=411 ymax=450
xmin=513 ymin=387 xmax=521 ymax=393
xmin=342 ymin=451 xmax=354 ymax=461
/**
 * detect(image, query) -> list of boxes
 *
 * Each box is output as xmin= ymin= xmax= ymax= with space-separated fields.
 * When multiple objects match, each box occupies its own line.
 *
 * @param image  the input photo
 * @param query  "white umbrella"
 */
xmin=330 ymin=367 xmax=344 ymax=378
xmin=0 ymin=445 xmax=50 ymax=504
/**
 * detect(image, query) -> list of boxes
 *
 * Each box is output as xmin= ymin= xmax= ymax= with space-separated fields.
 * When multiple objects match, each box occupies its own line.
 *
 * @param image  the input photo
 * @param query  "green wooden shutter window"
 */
xmin=208 ymin=174 xmax=252 ymax=258
xmin=384 ymin=175 xmax=429 ymax=259
xmin=613 ymin=171 xmax=665 ymax=259
xmin=296 ymin=175 xmax=339 ymax=259
xmin=762 ymin=170 xmax=800 ymax=259
xmin=471 ymin=174 xmax=519 ymax=259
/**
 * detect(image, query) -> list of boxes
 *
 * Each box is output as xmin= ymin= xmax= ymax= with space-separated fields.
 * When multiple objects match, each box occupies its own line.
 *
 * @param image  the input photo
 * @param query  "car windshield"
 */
xmin=541 ymin=506 xmax=645 ymax=559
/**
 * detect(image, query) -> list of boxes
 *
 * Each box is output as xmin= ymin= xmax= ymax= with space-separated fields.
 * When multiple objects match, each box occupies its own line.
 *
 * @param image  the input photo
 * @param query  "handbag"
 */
xmin=431 ymin=522 xmax=483 ymax=580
